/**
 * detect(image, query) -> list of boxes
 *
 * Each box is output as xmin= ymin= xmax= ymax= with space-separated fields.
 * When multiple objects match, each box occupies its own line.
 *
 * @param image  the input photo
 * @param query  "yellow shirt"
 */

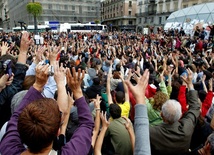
xmin=118 ymin=101 xmax=130 ymax=118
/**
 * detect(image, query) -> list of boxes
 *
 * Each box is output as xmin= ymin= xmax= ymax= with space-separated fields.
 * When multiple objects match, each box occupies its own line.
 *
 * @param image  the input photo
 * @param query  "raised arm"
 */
xmin=123 ymin=116 xmax=135 ymax=153
xmin=180 ymin=69 xmax=200 ymax=128
xmin=125 ymin=69 xmax=151 ymax=155
xmin=54 ymin=61 xmax=68 ymax=113
xmin=107 ymin=63 xmax=113 ymax=105
xmin=94 ymin=112 xmax=110 ymax=155
xmin=201 ymin=79 xmax=213 ymax=117
xmin=120 ymin=73 xmax=129 ymax=102
xmin=62 ymin=67 xmax=94 ymax=155
xmin=91 ymin=95 xmax=102 ymax=148
xmin=0 ymin=64 xmax=49 ymax=155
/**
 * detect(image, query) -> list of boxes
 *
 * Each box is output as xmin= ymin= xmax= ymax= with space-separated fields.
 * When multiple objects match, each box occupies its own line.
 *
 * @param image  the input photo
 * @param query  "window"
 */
xmin=88 ymin=6 xmax=90 ymax=10
xmin=138 ymin=18 xmax=141 ymax=24
xmin=64 ymin=5 xmax=68 ymax=10
xmin=159 ymin=17 xmax=162 ymax=24
xmin=145 ymin=17 xmax=147 ymax=23
xmin=129 ymin=20 xmax=133 ymax=25
xmin=183 ymin=4 xmax=188 ymax=8
xmin=151 ymin=17 xmax=154 ymax=23
xmin=129 ymin=11 xmax=131 ymax=16
xmin=129 ymin=1 xmax=132 ymax=7
xmin=48 ymin=4 xmax=52 ymax=9
xmin=72 ymin=6 xmax=75 ymax=10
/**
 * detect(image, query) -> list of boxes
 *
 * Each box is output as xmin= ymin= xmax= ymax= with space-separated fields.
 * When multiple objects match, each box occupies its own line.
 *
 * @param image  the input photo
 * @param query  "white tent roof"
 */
xmin=167 ymin=2 xmax=214 ymax=23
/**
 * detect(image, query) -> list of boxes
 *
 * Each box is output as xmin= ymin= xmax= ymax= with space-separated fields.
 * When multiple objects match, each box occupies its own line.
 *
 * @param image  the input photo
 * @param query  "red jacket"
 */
xmin=178 ymin=85 xmax=213 ymax=116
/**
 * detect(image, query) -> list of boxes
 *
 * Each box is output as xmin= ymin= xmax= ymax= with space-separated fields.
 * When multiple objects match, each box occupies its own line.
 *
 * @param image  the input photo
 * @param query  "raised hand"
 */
xmin=122 ymin=116 xmax=133 ymax=131
xmin=54 ymin=62 xmax=66 ymax=85
xmin=34 ymin=46 xmax=46 ymax=64
xmin=91 ymin=94 xmax=102 ymax=110
xmin=49 ymin=45 xmax=61 ymax=65
xmin=33 ymin=64 xmax=49 ymax=92
xmin=100 ymin=111 xmax=110 ymax=129
xmin=0 ymin=74 xmax=10 ymax=92
xmin=1 ymin=42 xmax=9 ymax=56
xmin=125 ymin=69 xmax=150 ymax=104
xmin=20 ymin=31 xmax=32 ymax=53
xmin=180 ymin=68 xmax=194 ymax=89
xmin=66 ymin=67 xmax=85 ymax=100
xmin=208 ymin=78 xmax=213 ymax=91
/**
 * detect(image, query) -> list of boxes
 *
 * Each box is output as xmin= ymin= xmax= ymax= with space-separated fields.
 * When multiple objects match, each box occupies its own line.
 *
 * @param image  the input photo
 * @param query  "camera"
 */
xmin=38 ymin=61 xmax=54 ymax=76
xmin=48 ymin=65 xmax=54 ymax=76
xmin=3 ymin=59 xmax=12 ymax=77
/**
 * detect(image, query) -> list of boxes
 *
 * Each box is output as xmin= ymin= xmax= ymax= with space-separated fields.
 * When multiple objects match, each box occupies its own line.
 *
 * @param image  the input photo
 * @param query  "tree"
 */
xmin=26 ymin=2 xmax=42 ymax=34
xmin=94 ymin=20 xmax=100 ymax=31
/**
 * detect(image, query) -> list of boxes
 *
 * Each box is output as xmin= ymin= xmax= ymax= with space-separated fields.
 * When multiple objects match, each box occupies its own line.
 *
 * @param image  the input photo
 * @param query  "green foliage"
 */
xmin=26 ymin=2 xmax=42 ymax=17
xmin=94 ymin=20 xmax=100 ymax=24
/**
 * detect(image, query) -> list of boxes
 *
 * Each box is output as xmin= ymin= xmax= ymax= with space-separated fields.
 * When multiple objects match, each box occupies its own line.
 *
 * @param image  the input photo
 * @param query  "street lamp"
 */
xmin=4 ymin=7 xmax=9 ymax=29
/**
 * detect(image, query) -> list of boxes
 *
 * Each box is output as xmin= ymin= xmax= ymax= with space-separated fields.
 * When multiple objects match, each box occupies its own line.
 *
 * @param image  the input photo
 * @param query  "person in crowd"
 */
xmin=0 ymin=26 xmax=213 ymax=155
xmin=150 ymin=69 xmax=200 ymax=155
xmin=0 ymin=65 xmax=94 ymax=154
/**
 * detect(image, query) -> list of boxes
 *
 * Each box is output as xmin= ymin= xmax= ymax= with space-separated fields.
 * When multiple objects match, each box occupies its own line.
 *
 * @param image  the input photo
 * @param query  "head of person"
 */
xmin=153 ymin=91 xmax=169 ymax=111
xmin=161 ymin=100 xmax=182 ymax=124
xmin=115 ymin=91 xmax=125 ymax=104
xmin=202 ymin=133 xmax=214 ymax=155
xmin=18 ymin=98 xmax=61 ymax=154
xmin=109 ymin=103 xmax=121 ymax=119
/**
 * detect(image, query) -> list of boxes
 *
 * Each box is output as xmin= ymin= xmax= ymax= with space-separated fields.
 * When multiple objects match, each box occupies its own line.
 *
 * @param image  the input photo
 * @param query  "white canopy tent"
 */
xmin=164 ymin=2 xmax=214 ymax=35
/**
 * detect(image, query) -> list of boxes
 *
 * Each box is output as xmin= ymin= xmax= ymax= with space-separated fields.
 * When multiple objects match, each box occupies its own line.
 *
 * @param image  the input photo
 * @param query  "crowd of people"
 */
xmin=0 ymin=25 xmax=213 ymax=155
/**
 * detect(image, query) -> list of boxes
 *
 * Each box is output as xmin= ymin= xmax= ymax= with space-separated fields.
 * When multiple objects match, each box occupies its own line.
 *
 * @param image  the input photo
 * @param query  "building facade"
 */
xmin=1 ymin=0 xmax=101 ymax=30
xmin=136 ymin=0 xmax=213 ymax=33
xmin=101 ymin=0 xmax=137 ymax=32
xmin=0 ymin=0 xmax=9 ymax=29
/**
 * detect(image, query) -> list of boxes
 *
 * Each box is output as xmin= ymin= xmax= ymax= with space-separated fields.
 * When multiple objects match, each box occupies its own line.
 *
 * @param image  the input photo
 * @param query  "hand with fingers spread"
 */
xmin=125 ymin=69 xmax=150 ymax=104
xmin=34 ymin=46 xmax=46 ymax=64
xmin=18 ymin=31 xmax=32 ymax=64
xmin=49 ymin=46 xmax=61 ymax=65
xmin=1 ymin=42 xmax=9 ymax=56
xmin=180 ymin=68 xmax=194 ymax=90
xmin=91 ymin=94 xmax=102 ymax=110
xmin=54 ymin=62 xmax=66 ymax=86
xmin=66 ymin=67 xmax=85 ymax=100
xmin=100 ymin=111 xmax=110 ymax=129
xmin=33 ymin=64 xmax=50 ymax=92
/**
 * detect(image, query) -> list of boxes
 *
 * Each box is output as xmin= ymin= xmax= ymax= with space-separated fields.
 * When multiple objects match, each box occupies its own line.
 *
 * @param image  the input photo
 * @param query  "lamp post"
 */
xmin=4 ymin=7 xmax=10 ymax=30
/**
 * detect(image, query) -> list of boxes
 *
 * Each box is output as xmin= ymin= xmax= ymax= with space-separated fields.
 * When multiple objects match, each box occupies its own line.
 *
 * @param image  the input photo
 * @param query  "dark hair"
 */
xmin=109 ymin=104 xmax=121 ymax=119
xmin=199 ymin=90 xmax=207 ymax=103
xmin=93 ymin=77 xmax=100 ymax=85
xmin=115 ymin=91 xmax=125 ymax=103
xmin=18 ymin=98 xmax=61 ymax=153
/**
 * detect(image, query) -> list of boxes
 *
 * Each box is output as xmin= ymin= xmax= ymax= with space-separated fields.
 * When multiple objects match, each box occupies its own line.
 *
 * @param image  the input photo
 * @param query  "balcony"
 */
xmin=148 ymin=10 xmax=156 ymax=15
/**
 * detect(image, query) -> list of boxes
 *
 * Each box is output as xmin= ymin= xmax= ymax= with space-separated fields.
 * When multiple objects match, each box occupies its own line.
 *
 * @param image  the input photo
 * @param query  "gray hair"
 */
xmin=208 ymin=133 xmax=214 ymax=155
xmin=161 ymin=100 xmax=182 ymax=124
